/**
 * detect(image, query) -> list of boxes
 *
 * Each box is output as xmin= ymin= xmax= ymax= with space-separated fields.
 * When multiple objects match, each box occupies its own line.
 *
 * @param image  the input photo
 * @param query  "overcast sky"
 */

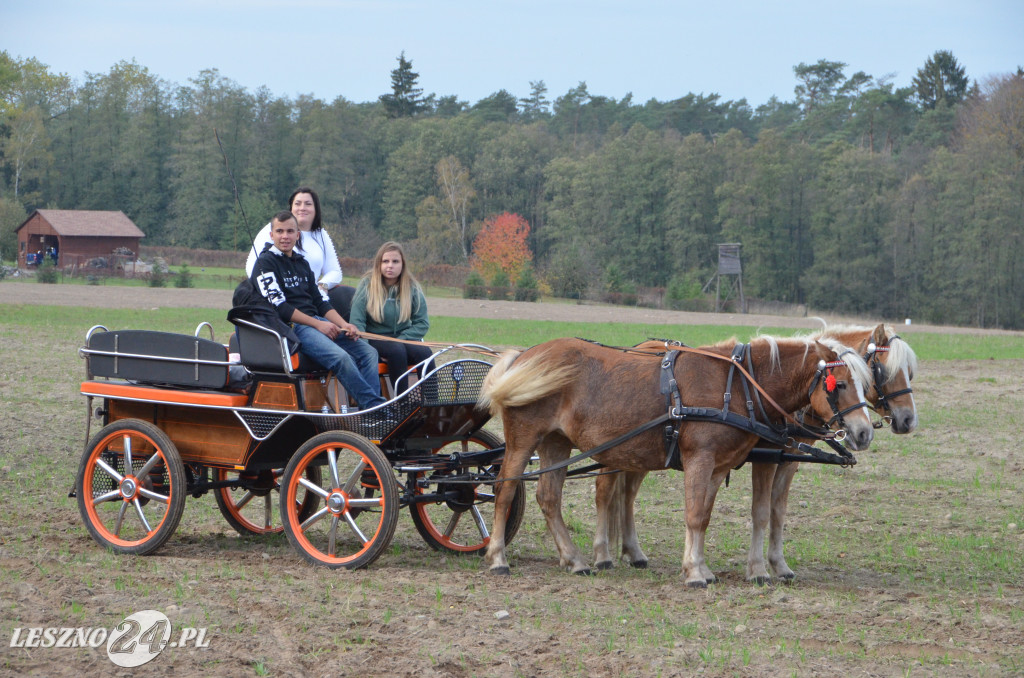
xmin=3 ymin=1 xmax=1022 ymax=108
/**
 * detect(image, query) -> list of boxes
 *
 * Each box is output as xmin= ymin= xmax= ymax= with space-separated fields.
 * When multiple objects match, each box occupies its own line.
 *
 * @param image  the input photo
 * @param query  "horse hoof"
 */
xmin=749 ymin=576 xmax=772 ymax=587
xmin=573 ymin=568 xmax=593 ymax=576
xmin=629 ymin=559 xmax=649 ymax=570
xmin=490 ymin=566 xmax=511 ymax=576
xmin=686 ymin=579 xmax=708 ymax=589
xmin=777 ymin=573 xmax=796 ymax=584
xmin=595 ymin=561 xmax=614 ymax=571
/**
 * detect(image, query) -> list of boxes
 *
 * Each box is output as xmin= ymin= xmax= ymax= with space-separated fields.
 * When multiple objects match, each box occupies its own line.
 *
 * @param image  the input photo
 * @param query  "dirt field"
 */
xmin=2 ymin=283 xmax=1023 ymax=677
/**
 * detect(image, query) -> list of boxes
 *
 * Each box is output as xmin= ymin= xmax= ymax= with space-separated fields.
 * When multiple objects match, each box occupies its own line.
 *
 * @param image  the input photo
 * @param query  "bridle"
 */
xmin=863 ymin=337 xmax=914 ymax=428
xmin=806 ymin=348 xmax=870 ymax=432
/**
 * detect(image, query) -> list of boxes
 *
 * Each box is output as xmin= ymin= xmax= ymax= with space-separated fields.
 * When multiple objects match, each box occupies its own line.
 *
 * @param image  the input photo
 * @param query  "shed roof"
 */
xmin=18 ymin=210 xmax=145 ymax=238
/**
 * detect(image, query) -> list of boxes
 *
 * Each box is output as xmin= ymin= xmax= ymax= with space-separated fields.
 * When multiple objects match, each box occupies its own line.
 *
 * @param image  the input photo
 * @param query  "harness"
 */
xmin=658 ymin=343 xmax=860 ymax=471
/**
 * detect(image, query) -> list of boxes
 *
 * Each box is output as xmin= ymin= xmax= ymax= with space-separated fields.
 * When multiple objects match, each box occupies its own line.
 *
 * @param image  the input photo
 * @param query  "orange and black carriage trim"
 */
xmin=74 ymin=322 xmax=524 ymax=569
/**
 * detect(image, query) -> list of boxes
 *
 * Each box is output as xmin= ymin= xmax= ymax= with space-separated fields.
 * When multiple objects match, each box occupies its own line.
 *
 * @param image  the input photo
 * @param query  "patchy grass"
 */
xmin=1 ymin=304 xmax=1023 ymax=676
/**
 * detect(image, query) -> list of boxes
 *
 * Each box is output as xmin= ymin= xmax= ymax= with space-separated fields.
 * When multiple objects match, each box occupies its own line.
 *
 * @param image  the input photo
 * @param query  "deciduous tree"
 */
xmin=471 ymin=211 xmax=532 ymax=281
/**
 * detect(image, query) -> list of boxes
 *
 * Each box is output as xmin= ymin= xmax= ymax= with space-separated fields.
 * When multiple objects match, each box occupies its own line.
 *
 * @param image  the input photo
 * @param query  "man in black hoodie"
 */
xmin=250 ymin=211 xmax=385 ymax=410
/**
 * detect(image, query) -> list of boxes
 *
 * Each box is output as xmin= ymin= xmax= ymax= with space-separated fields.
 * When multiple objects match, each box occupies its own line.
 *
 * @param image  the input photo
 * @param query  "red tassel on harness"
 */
xmin=825 ymin=372 xmax=837 ymax=392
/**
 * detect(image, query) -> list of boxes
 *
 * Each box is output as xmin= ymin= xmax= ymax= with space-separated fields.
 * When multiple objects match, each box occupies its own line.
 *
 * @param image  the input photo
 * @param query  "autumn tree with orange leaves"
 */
xmin=471 ymin=212 xmax=533 ymax=282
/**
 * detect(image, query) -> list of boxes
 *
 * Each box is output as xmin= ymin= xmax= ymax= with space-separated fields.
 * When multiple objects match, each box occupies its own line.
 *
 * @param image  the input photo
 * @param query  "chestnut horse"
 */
xmin=595 ymin=323 xmax=917 ymax=584
xmin=477 ymin=335 xmax=874 ymax=587
xmin=745 ymin=323 xmax=917 ymax=582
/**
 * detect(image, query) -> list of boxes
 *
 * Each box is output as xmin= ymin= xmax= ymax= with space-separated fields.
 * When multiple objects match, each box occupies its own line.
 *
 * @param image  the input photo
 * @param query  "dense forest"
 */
xmin=1 ymin=51 xmax=1023 ymax=328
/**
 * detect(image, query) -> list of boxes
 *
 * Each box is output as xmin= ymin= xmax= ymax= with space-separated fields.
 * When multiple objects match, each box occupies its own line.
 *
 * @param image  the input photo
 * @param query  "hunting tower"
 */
xmin=707 ymin=243 xmax=745 ymax=313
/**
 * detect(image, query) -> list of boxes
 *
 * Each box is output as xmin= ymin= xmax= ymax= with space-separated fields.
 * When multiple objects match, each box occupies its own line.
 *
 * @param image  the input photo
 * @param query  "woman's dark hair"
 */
xmin=288 ymin=187 xmax=322 ymax=231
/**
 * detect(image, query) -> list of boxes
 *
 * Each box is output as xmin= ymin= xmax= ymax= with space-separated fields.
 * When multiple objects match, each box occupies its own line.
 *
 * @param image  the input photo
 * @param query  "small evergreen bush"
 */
xmin=174 ymin=264 xmax=195 ymax=288
xmin=463 ymin=271 xmax=486 ymax=299
xmin=36 ymin=259 xmax=58 ymax=284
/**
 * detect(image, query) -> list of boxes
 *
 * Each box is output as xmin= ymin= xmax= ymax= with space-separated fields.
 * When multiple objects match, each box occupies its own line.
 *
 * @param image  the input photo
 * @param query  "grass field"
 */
xmin=1 ymin=299 xmax=1023 ymax=677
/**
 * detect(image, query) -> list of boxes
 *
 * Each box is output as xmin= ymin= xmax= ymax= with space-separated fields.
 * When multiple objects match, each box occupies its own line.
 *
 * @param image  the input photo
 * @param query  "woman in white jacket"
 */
xmin=245 ymin=187 xmax=343 ymax=303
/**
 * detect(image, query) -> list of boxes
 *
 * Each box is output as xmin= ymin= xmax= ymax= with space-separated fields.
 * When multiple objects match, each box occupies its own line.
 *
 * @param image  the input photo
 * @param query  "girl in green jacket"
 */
xmin=350 ymin=241 xmax=433 ymax=393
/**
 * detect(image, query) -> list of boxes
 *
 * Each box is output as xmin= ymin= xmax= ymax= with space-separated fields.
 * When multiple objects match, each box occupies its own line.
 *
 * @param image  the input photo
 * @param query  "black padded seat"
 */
xmin=85 ymin=329 xmax=229 ymax=389
xmin=328 ymin=285 xmax=356 ymax=322
xmin=229 ymin=318 xmax=325 ymax=375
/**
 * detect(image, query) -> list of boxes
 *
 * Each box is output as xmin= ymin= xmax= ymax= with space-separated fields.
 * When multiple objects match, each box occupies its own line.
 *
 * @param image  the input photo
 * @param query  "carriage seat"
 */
xmin=327 ymin=284 xmax=356 ymax=321
xmin=229 ymin=317 xmax=323 ymax=375
xmin=83 ymin=329 xmax=231 ymax=390
xmin=229 ymin=318 xmax=396 ymax=400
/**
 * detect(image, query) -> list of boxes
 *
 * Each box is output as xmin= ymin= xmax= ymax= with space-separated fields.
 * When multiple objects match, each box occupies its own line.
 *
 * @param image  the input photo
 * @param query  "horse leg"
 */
xmin=592 ymin=471 xmax=617 ymax=569
xmin=767 ymin=461 xmax=799 ymax=581
xmin=594 ymin=470 xmax=649 ymax=570
xmin=535 ymin=439 xmax=590 ymax=574
xmin=619 ymin=471 xmax=649 ymax=568
xmin=681 ymin=463 xmax=724 ymax=588
xmin=746 ymin=462 xmax=776 ymax=585
xmin=484 ymin=427 xmax=540 ymax=576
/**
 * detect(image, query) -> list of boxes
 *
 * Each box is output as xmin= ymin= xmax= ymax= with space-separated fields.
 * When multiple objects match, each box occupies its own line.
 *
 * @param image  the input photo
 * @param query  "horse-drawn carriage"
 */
xmin=74 ymin=311 xmax=916 ymax=584
xmin=74 ymin=319 xmax=525 ymax=569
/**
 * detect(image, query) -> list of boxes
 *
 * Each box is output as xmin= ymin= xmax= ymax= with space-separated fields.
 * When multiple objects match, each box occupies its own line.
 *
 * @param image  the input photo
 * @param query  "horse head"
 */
xmin=807 ymin=339 xmax=875 ymax=451
xmin=862 ymin=324 xmax=918 ymax=434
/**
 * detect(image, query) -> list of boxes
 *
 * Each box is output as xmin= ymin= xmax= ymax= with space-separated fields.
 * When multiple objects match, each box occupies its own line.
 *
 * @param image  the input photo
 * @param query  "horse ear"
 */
xmin=813 ymin=340 xmax=837 ymax=362
xmin=871 ymin=323 xmax=888 ymax=346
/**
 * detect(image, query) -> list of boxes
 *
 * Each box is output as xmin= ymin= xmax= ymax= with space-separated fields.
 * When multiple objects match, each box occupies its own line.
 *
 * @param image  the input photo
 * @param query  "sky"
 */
xmin=2 ymin=1 xmax=1023 ymax=108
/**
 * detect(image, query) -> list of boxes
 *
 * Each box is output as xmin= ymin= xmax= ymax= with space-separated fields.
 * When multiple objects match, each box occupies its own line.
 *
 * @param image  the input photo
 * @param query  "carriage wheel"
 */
xmin=214 ymin=466 xmax=321 ymax=536
xmin=409 ymin=430 xmax=526 ymax=554
xmin=76 ymin=419 xmax=186 ymax=556
xmin=280 ymin=432 xmax=398 ymax=569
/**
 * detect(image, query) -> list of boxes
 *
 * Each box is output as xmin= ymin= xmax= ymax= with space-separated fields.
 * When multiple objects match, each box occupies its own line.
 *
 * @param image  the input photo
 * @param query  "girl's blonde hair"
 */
xmin=363 ymin=241 xmax=420 ymax=324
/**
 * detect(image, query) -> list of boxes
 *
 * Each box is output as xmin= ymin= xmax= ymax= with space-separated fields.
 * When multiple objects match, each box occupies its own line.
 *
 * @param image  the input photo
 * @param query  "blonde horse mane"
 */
xmin=805 ymin=322 xmax=917 ymax=383
xmin=477 ymin=349 xmax=581 ymax=415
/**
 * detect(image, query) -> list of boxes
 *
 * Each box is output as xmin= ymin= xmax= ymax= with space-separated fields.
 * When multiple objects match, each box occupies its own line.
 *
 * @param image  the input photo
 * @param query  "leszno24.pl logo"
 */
xmin=10 ymin=609 xmax=209 ymax=667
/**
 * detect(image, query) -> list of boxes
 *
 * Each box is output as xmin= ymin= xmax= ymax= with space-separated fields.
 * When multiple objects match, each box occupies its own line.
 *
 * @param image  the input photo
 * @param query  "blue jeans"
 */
xmin=293 ymin=321 xmax=385 ymax=409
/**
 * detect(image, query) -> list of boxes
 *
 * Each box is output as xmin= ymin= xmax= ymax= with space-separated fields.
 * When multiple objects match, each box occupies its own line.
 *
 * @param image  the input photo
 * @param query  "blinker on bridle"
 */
xmin=809 ymin=354 xmax=868 ymax=438
xmin=863 ymin=339 xmax=914 ymax=428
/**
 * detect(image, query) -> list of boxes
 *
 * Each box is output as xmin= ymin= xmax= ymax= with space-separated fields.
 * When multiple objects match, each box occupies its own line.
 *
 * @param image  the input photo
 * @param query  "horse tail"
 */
xmin=477 ymin=348 xmax=579 ymax=415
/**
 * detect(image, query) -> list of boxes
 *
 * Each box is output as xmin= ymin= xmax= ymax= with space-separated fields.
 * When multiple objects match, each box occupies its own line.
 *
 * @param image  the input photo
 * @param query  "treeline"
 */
xmin=2 ymin=51 xmax=1023 ymax=327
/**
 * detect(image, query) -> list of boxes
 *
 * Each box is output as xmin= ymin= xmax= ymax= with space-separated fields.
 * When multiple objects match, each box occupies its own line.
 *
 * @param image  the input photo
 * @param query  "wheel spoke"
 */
xmin=234 ymin=490 xmax=255 ymax=510
xmin=132 ymin=498 xmax=153 ymax=533
xmin=136 ymin=453 xmax=162 ymax=478
xmin=469 ymin=505 xmax=489 ymax=539
xmin=92 ymin=489 xmax=121 ymax=506
xmin=138 ymin=487 xmax=169 ymax=504
xmin=114 ymin=501 xmax=129 ymax=536
xmin=300 ymin=506 xmax=330 ymax=530
xmin=299 ymin=477 xmax=330 ymax=499
xmin=95 ymin=458 xmax=123 ymax=483
xmin=342 ymin=461 xmax=366 ymax=495
xmin=347 ymin=495 xmax=384 ymax=509
xmin=328 ymin=515 xmax=340 ymax=556
xmin=123 ymin=435 xmax=134 ymax=474
xmin=343 ymin=511 xmax=369 ymax=544
xmin=327 ymin=448 xmax=341 ymax=489
xmin=443 ymin=511 xmax=463 ymax=538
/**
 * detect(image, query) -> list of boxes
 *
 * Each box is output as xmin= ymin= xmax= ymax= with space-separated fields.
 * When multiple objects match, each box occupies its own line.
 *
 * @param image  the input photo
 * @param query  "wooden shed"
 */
xmin=16 ymin=210 xmax=145 ymax=270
